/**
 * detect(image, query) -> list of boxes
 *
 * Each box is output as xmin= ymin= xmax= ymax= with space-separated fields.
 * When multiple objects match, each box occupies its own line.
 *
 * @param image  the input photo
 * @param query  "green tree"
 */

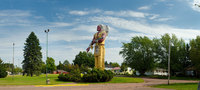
xmin=0 ymin=58 xmax=7 ymax=78
xmin=73 ymin=51 xmax=95 ymax=68
xmin=105 ymin=61 xmax=108 ymax=66
xmin=120 ymin=36 xmax=155 ymax=75
xmin=157 ymin=34 xmax=190 ymax=76
xmin=13 ymin=67 xmax=23 ymax=74
xmin=22 ymin=32 xmax=43 ymax=76
xmin=3 ymin=63 xmax=13 ymax=72
xmin=120 ymin=62 xmax=128 ymax=72
xmin=111 ymin=62 xmax=120 ymax=67
xmin=41 ymin=63 xmax=46 ymax=73
xmin=46 ymin=57 xmax=56 ymax=73
xmin=190 ymin=36 xmax=200 ymax=77
xmin=57 ymin=61 xmax=65 ymax=70
xmin=63 ymin=59 xmax=70 ymax=65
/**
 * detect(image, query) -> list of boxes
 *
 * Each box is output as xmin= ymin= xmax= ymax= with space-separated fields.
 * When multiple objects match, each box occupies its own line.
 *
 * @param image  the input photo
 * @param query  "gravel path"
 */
xmin=0 ymin=78 xmax=198 ymax=90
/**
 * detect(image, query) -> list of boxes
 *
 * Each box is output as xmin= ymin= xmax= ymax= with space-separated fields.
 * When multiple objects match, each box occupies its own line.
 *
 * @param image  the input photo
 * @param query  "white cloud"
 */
xmin=155 ymin=17 xmax=173 ymax=22
xmin=89 ymin=16 xmax=200 ymax=41
xmin=49 ymin=31 xmax=92 ymax=42
xmin=0 ymin=10 xmax=31 ymax=17
xmin=104 ymin=10 xmax=147 ymax=18
xmin=69 ymin=10 xmax=89 ymax=15
xmin=105 ymin=48 xmax=123 ymax=64
xmin=68 ymin=9 xmax=172 ymax=22
xmin=138 ymin=6 xmax=151 ymax=10
xmin=149 ymin=14 xmax=160 ymax=20
xmin=50 ymin=22 xmax=73 ymax=27
xmin=157 ymin=0 xmax=166 ymax=2
xmin=71 ymin=25 xmax=97 ymax=33
xmin=190 ymin=0 xmax=200 ymax=12
xmin=69 ymin=9 xmax=102 ymax=16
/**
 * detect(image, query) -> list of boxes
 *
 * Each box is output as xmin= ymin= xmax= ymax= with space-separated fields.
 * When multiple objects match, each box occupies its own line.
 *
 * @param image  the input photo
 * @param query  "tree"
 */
xmin=73 ymin=51 xmax=95 ymax=68
xmin=63 ymin=59 xmax=70 ymax=65
xmin=22 ymin=32 xmax=43 ymax=76
xmin=13 ymin=67 xmax=23 ymax=75
xmin=3 ymin=63 xmax=13 ymax=72
xmin=157 ymin=34 xmax=190 ymax=76
xmin=105 ymin=61 xmax=108 ymax=66
xmin=0 ymin=58 xmax=7 ymax=78
xmin=111 ymin=62 xmax=120 ymax=67
xmin=57 ymin=61 xmax=65 ymax=70
xmin=120 ymin=36 xmax=155 ymax=75
xmin=190 ymin=36 xmax=200 ymax=77
xmin=46 ymin=57 xmax=56 ymax=73
xmin=120 ymin=62 xmax=128 ymax=72
xmin=41 ymin=63 xmax=46 ymax=74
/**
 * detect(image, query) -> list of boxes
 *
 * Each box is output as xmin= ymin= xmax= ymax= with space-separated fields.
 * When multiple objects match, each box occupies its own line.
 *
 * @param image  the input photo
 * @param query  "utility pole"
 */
xmin=45 ymin=29 xmax=50 ymax=84
xmin=195 ymin=3 xmax=200 ymax=90
xmin=168 ymin=40 xmax=171 ymax=85
xmin=12 ymin=43 xmax=15 ymax=80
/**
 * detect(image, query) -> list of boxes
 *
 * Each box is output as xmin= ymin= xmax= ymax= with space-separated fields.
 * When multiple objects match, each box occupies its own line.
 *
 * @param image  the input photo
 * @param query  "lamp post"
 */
xmin=12 ymin=43 xmax=15 ymax=80
xmin=195 ymin=3 xmax=200 ymax=90
xmin=168 ymin=40 xmax=171 ymax=85
xmin=45 ymin=29 xmax=50 ymax=84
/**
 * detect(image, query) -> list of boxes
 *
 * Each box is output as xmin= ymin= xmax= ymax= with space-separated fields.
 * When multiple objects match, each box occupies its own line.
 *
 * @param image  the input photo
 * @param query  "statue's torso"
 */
xmin=94 ymin=30 xmax=106 ymax=45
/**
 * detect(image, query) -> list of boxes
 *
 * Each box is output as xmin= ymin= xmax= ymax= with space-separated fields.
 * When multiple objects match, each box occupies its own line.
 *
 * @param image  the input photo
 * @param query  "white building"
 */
xmin=136 ymin=68 xmax=168 ymax=76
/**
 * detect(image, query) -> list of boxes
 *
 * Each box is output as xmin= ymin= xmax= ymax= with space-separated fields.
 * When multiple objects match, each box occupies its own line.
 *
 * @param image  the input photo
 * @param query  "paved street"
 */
xmin=0 ymin=78 xmax=198 ymax=90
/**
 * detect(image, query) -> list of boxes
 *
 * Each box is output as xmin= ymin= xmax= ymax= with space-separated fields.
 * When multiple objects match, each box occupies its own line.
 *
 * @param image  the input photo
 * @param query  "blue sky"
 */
xmin=0 ymin=0 xmax=200 ymax=67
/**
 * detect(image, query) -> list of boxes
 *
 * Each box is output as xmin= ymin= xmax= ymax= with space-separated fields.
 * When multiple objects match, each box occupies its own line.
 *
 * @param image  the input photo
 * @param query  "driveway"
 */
xmin=0 ymin=78 xmax=198 ymax=90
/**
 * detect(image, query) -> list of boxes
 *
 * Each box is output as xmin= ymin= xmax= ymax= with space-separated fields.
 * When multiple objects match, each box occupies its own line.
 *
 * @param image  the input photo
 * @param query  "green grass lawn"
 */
xmin=0 ymin=75 xmax=144 ymax=85
xmin=142 ymin=75 xmax=200 ymax=81
xmin=107 ymin=77 xmax=144 ymax=83
xmin=0 ymin=74 xmax=71 ymax=85
xmin=153 ymin=83 xmax=198 ymax=90
xmin=78 ymin=77 xmax=144 ymax=84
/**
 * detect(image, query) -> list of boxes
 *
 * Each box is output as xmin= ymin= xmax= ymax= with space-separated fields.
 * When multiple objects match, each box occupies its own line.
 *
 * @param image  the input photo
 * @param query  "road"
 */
xmin=0 ymin=78 xmax=198 ymax=90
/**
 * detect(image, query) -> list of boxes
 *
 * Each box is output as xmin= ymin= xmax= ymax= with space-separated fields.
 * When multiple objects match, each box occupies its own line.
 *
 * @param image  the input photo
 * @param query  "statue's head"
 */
xmin=97 ymin=24 xmax=103 ymax=31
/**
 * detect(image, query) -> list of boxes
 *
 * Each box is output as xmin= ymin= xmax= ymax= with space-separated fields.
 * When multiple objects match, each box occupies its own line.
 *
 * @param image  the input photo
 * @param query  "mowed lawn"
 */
xmin=0 ymin=75 xmax=144 ymax=85
xmin=153 ymin=83 xmax=198 ymax=90
xmin=107 ymin=77 xmax=144 ymax=83
xmin=0 ymin=74 xmax=70 ymax=85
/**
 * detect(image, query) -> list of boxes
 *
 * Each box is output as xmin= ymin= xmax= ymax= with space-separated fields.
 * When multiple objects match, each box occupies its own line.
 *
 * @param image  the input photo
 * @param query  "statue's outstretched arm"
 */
xmin=86 ymin=36 xmax=96 ymax=52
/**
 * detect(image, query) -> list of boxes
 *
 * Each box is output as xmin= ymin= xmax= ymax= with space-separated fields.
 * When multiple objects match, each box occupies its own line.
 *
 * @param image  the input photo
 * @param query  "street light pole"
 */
xmin=168 ymin=40 xmax=171 ymax=85
xmin=12 ymin=43 xmax=15 ymax=80
xmin=45 ymin=29 xmax=50 ymax=84
xmin=195 ymin=3 xmax=200 ymax=90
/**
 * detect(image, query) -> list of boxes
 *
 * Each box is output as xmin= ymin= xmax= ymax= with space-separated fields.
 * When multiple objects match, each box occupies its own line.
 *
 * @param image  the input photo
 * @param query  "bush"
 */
xmin=0 ymin=66 xmax=7 ymax=78
xmin=58 ymin=68 xmax=114 ymax=82
xmin=58 ymin=68 xmax=81 ymax=82
xmin=82 ymin=68 xmax=114 ymax=82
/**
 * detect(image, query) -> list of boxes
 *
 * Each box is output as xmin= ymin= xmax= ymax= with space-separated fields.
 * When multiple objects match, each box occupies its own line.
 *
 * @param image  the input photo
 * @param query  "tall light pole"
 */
xmin=12 ymin=43 xmax=15 ymax=80
xmin=195 ymin=3 xmax=200 ymax=90
xmin=45 ymin=29 xmax=50 ymax=84
xmin=168 ymin=39 xmax=171 ymax=85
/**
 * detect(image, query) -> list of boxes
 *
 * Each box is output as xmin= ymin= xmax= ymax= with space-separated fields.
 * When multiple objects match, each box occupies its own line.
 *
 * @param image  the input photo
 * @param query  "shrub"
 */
xmin=82 ymin=68 xmax=114 ymax=82
xmin=58 ymin=68 xmax=81 ymax=82
xmin=0 ymin=66 xmax=7 ymax=78
xmin=58 ymin=68 xmax=114 ymax=82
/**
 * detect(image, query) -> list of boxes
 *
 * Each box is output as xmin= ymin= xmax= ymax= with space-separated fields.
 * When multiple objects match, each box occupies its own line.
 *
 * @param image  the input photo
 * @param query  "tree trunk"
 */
xmin=139 ymin=70 xmax=145 ymax=76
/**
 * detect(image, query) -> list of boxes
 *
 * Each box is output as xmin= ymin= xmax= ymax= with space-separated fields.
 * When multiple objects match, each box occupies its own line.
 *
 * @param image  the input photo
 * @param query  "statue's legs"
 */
xmin=101 ymin=45 xmax=105 ymax=70
xmin=94 ymin=45 xmax=105 ymax=70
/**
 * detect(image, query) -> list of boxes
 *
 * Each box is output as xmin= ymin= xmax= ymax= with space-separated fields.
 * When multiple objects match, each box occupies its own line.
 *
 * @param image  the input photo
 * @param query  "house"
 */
xmin=105 ymin=64 xmax=113 ymax=70
xmin=6 ymin=71 xmax=11 ymax=75
xmin=112 ymin=67 xmax=121 ymax=74
xmin=136 ymin=68 xmax=168 ymax=76
xmin=53 ymin=70 xmax=69 ymax=74
xmin=121 ymin=67 xmax=133 ymax=75
xmin=105 ymin=65 xmax=121 ymax=74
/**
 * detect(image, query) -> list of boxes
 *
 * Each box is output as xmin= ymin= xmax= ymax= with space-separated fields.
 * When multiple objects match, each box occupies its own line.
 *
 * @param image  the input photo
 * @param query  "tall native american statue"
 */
xmin=86 ymin=24 xmax=109 ymax=70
